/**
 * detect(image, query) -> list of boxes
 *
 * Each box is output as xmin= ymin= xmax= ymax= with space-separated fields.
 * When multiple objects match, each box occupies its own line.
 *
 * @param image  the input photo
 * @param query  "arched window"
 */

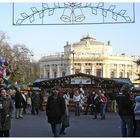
xmin=86 ymin=69 xmax=91 ymax=75
xmin=120 ymin=71 xmax=123 ymax=78
xmin=96 ymin=69 xmax=102 ymax=77
xmin=62 ymin=71 xmax=65 ymax=77
xmin=111 ymin=71 xmax=115 ymax=78
xmin=54 ymin=71 xmax=57 ymax=78
xmin=75 ymin=69 xmax=80 ymax=74
xmin=47 ymin=72 xmax=50 ymax=78
xmin=127 ymin=72 xmax=130 ymax=79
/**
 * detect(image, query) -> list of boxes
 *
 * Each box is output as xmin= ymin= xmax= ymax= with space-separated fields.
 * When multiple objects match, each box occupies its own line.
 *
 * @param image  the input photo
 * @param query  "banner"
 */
xmin=71 ymin=77 xmax=91 ymax=84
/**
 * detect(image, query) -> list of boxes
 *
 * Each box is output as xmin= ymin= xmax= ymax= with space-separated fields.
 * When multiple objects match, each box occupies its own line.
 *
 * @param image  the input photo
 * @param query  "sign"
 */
xmin=71 ymin=77 xmax=91 ymax=84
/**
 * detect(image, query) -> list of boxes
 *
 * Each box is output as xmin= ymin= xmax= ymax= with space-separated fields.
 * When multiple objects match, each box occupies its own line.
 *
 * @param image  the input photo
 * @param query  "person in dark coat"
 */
xmin=0 ymin=88 xmax=13 ymax=137
xmin=84 ymin=92 xmax=94 ymax=115
xmin=14 ymin=88 xmax=23 ymax=119
xmin=116 ymin=84 xmax=134 ymax=137
xmin=31 ymin=91 xmax=41 ymax=115
xmin=46 ymin=89 xmax=66 ymax=137
xmin=91 ymin=91 xmax=101 ymax=119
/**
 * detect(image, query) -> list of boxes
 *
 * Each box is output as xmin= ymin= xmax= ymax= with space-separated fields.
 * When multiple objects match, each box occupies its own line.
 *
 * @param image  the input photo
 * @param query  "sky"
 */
xmin=0 ymin=2 xmax=140 ymax=61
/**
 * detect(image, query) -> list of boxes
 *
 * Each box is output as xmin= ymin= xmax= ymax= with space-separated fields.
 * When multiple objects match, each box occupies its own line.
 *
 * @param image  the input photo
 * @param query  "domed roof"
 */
xmin=80 ymin=33 xmax=96 ymax=41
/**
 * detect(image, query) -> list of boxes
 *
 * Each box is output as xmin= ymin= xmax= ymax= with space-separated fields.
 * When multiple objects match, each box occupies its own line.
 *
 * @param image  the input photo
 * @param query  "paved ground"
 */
xmin=10 ymin=110 xmax=122 ymax=137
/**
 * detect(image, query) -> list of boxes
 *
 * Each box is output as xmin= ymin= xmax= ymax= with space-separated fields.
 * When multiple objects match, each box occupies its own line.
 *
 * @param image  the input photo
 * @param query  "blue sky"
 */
xmin=0 ymin=2 xmax=140 ymax=60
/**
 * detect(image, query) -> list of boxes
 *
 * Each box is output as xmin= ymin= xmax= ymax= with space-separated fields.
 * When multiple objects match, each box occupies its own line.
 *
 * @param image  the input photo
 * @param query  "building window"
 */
xmin=97 ymin=63 xmax=102 ymax=66
xmin=62 ymin=71 xmax=65 ymax=77
xmin=47 ymin=72 xmax=50 ymax=78
xmin=127 ymin=72 xmax=130 ymax=79
xmin=96 ymin=69 xmax=102 ymax=77
xmin=120 ymin=71 xmax=123 ymax=78
xmin=75 ymin=69 xmax=80 ymax=74
xmin=111 ymin=71 xmax=115 ymax=78
xmin=85 ymin=63 xmax=91 ymax=66
xmin=86 ymin=69 xmax=91 ymax=74
xmin=54 ymin=71 xmax=57 ymax=78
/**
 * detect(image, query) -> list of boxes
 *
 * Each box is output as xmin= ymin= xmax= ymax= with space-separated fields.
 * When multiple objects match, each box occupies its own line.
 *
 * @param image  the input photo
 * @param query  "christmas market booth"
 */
xmin=33 ymin=73 xmax=129 ymax=89
xmin=33 ymin=73 xmax=133 ymax=112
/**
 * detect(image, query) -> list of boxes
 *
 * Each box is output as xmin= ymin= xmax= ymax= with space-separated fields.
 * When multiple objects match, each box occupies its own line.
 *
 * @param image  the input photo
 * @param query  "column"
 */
xmin=91 ymin=64 xmax=95 ymax=75
xmin=70 ymin=60 xmax=73 ymax=75
xmin=102 ymin=64 xmax=106 ymax=77
xmin=106 ymin=64 xmax=110 ymax=78
xmin=67 ymin=65 xmax=71 ymax=75
xmin=124 ymin=64 xmax=128 ymax=78
xmin=49 ymin=65 xmax=53 ymax=78
xmin=43 ymin=66 xmax=46 ymax=78
xmin=57 ymin=65 xmax=60 ymax=77
xmin=80 ymin=63 xmax=84 ymax=73
xmin=116 ymin=64 xmax=119 ymax=78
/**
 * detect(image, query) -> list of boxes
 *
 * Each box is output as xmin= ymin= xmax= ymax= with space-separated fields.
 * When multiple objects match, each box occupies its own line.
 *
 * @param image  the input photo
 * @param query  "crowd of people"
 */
xmin=46 ymin=85 xmax=140 ymax=137
xmin=0 ymin=84 xmax=140 ymax=137
xmin=72 ymin=88 xmax=108 ymax=120
xmin=0 ymin=87 xmax=42 ymax=137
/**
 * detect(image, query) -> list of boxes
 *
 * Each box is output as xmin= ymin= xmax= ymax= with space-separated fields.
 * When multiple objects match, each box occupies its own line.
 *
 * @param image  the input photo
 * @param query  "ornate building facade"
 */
xmin=39 ymin=34 xmax=140 ymax=83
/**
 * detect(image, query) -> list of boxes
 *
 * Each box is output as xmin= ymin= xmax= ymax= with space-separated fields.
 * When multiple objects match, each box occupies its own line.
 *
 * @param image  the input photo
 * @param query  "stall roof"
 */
xmin=111 ymin=78 xmax=133 ymax=85
xmin=33 ymin=73 xmax=124 ymax=88
xmin=33 ymin=78 xmax=50 ymax=83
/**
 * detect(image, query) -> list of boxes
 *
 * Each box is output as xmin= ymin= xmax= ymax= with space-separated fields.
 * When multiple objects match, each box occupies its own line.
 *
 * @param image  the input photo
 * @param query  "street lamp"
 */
xmin=72 ymin=50 xmax=75 ymax=74
xmin=61 ymin=53 xmax=64 ymax=66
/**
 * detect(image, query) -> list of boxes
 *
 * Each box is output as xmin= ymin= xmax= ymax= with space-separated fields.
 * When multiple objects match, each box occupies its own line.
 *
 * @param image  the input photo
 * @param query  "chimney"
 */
xmin=66 ymin=41 xmax=69 ymax=46
xmin=107 ymin=41 xmax=110 ymax=45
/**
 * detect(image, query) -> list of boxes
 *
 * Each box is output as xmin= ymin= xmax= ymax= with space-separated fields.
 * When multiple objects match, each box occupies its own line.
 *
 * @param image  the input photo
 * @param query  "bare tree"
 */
xmin=0 ymin=31 xmax=39 ymax=85
xmin=11 ymin=44 xmax=36 ymax=84
xmin=0 ymin=31 xmax=12 ymax=59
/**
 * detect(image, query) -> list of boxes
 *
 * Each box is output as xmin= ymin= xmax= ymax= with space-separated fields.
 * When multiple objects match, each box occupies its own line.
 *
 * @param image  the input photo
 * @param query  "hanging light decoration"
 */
xmin=0 ymin=57 xmax=12 ymax=87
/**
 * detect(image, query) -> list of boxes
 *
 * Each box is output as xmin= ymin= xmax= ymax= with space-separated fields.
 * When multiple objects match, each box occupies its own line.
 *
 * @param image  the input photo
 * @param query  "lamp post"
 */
xmin=61 ymin=53 xmax=64 ymax=66
xmin=72 ymin=50 xmax=75 ymax=74
xmin=60 ymin=53 xmax=64 ymax=77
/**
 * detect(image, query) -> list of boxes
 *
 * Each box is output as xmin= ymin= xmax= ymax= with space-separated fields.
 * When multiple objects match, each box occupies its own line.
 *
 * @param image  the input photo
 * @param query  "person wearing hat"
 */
xmin=0 ymin=88 xmax=13 ymax=137
xmin=134 ymin=95 xmax=140 ymax=136
xmin=46 ymin=89 xmax=66 ymax=137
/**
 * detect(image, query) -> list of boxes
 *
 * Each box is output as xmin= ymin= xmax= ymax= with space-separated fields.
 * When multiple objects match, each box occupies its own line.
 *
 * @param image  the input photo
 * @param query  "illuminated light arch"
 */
xmin=13 ymin=2 xmax=135 ymax=25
